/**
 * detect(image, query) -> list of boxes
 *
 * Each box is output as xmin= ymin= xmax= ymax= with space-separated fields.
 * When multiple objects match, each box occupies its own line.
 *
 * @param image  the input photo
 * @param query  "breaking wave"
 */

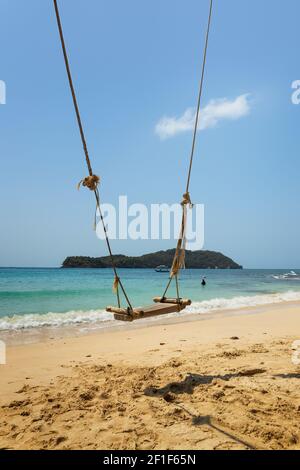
xmin=0 ymin=309 xmax=111 ymax=331
xmin=1 ymin=290 xmax=300 ymax=331
xmin=185 ymin=290 xmax=300 ymax=314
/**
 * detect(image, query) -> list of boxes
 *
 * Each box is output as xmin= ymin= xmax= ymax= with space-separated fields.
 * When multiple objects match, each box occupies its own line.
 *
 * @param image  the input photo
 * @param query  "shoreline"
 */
xmin=0 ymin=301 xmax=300 ymax=449
xmin=1 ymin=298 xmax=300 ymax=347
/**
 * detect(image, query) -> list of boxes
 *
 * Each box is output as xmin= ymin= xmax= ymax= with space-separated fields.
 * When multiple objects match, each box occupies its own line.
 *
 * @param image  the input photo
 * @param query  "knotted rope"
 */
xmin=163 ymin=0 xmax=213 ymax=299
xmin=181 ymin=191 xmax=194 ymax=208
xmin=170 ymin=193 xmax=192 ymax=278
xmin=53 ymin=0 xmax=132 ymax=312
xmin=77 ymin=175 xmax=101 ymax=230
xmin=77 ymin=175 xmax=100 ymax=191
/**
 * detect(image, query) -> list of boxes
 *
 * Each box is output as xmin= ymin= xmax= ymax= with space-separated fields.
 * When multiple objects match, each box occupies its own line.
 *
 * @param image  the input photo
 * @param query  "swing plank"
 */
xmin=153 ymin=297 xmax=192 ymax=306
xmin=106 ymin=301 xmax=190 ymax=322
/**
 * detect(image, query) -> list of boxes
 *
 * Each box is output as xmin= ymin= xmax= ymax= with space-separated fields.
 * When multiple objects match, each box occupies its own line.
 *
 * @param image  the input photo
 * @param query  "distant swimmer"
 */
xmin=201 ymin=277 xmax=206 ymax=286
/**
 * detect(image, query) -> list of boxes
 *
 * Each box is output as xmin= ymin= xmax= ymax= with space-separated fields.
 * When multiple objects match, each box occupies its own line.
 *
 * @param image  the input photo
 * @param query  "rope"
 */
xmin=77 ymin=175 xmax=100 ymax=191
xmin=186 ymin=0 xmax=213 ymax=194
xmin=53 ymin=0 xmax=212 ymax=309
xmin=163 ymin=0 xmax=213 ymax=299
xmin=53 ymin=0 xmax=133 ymax=311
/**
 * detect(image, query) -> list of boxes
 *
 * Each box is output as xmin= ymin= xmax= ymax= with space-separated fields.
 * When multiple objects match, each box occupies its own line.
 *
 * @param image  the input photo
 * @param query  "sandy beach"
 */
xmin=0 ymin=303 xmax=300 ymax=450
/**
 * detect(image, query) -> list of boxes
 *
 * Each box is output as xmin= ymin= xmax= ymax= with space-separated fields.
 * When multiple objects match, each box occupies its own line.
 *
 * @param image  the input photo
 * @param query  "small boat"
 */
xmin=155 ymin=265 xmax=169 ymax=273
xmin=272 ymin=271 xmax=300 ymax=280
xmin=284 ymin=271 xmax=298 ymax=278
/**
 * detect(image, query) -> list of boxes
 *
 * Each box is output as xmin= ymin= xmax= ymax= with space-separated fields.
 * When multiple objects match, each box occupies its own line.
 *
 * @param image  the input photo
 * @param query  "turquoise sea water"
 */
xmin=1 ymin=268 xmax=300 ymax=330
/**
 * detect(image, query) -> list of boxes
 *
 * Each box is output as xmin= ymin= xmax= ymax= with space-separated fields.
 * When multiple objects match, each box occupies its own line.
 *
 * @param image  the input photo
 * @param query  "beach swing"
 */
xmin=53 ymin=0 xmax=213 ymax=322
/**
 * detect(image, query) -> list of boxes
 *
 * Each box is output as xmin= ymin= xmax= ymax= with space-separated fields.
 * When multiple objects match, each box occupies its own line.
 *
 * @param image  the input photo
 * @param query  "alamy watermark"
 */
xmin=291 ymin=340 xmax=300 ymax=365
xmin=95 ymin=196 xmax=204 ymax=250
xmin=291 ymin=80 xmax=300 ymax=105
xmin=0 ymin=80 xmax=6 ymax=105
xmin=0 ymin=340 xmax=6 ymax=365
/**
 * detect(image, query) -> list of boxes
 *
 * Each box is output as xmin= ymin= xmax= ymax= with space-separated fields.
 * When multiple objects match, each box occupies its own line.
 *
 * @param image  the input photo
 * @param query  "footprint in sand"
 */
xmin=163 ymin=392 xmax=176 ymax=403
xmin=55 ymin=436 xmax=67 ymax=446
xmin=16 ymin=385 xmax=30 ymax=394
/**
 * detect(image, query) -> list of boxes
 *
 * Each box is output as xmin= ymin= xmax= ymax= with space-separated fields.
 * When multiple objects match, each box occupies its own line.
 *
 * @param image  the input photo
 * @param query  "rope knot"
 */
xmin=77 ymin=175 xmax=100 ymax=191
xmin=181 ymin=192 xmax=193 ymax=208
xmin=113 ymin=276 xmax=120 ymax=293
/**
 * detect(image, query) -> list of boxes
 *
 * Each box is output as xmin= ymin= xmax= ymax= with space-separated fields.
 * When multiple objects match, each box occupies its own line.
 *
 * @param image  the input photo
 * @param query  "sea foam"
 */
xmin=185 ymin=290 xmax=300 ymax=314
xmin=1 ymin=290 xmax=300 ymax=331
xmin=0 ymin=309 xmax=112 ymax=331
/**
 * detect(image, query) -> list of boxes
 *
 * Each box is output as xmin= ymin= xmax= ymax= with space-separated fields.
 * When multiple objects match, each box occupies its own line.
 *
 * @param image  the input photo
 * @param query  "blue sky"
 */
xmin=0 ymin=0 xmax=299 ymax=268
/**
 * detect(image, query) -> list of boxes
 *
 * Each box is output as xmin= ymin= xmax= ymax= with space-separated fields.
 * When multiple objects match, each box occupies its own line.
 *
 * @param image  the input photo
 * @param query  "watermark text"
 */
xmin=0 ymin=80 xmax=6 ymax=105
xmin=292 ymin=340 xmax=300 ymax=365
xmin=95 ymin=196 xmax=204 ymax=251
xmin=0 ymin=340 xmax=6 ymax=365
xmin=291 ymin=80 xmax=300 ymax=105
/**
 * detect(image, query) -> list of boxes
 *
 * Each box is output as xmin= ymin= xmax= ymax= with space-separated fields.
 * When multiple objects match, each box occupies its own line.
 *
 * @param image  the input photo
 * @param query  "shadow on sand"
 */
xmin=144 ymin=370 xmax=265 ymax=397
xmin=144 ymin=372 xmax=266 ymax=450
xmin=274 ymin=373 xmax=300 ymax=379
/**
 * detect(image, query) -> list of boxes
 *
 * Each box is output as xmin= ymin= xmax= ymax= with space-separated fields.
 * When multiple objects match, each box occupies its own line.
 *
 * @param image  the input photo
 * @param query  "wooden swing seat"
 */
xmin=106 ymin=298 xmax=191 ymax=322
xmin=54 ymin=0 xmax=212 ymax=331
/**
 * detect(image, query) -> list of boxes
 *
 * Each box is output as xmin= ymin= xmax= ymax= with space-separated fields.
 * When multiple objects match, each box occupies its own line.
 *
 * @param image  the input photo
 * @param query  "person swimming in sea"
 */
xmin=201 ymin=277 xmax=206 ymax=286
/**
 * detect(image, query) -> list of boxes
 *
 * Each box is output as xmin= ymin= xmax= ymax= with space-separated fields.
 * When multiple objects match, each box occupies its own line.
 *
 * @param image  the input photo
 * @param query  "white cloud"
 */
xmin=155 ymin=93 xmax=251 ymax=140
